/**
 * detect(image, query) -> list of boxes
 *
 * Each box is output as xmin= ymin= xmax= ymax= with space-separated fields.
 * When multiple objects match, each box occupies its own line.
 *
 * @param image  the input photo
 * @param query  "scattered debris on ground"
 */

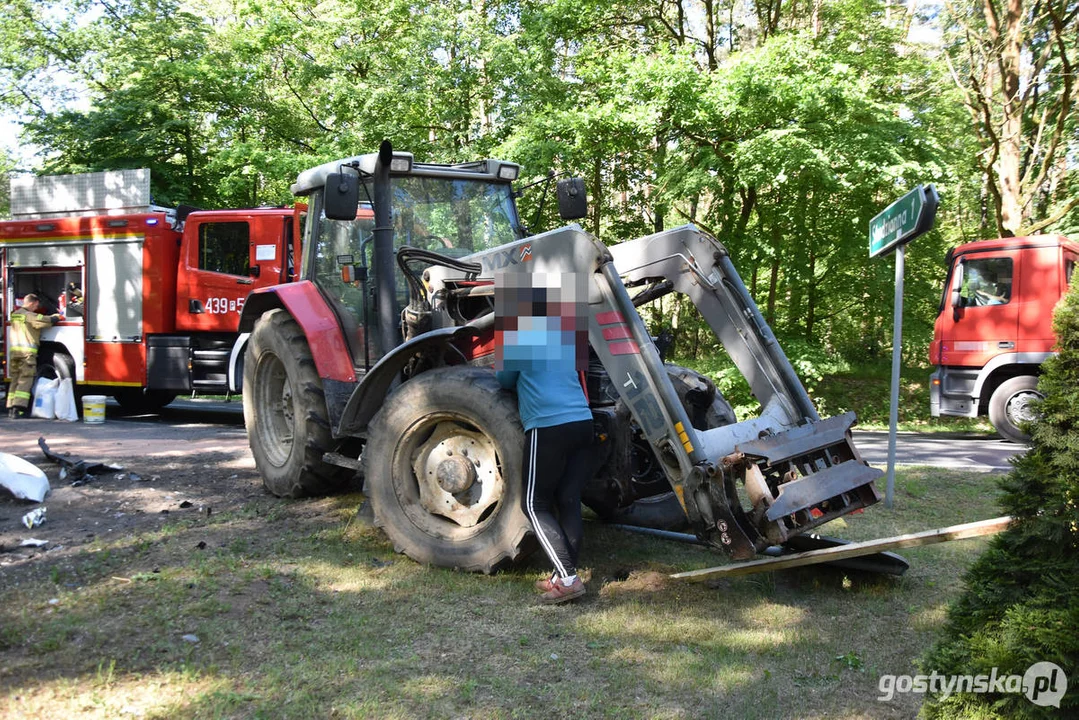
xmin=1 ymin=429 xmax=264 ymax=569
xmin=38 ymin=436 xmax=123 ymax=486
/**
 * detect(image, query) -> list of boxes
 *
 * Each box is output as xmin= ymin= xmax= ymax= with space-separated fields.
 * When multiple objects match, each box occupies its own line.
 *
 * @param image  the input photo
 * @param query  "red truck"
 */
xmin=1 ymin=170 xmax=302 ymax=411
xmin=930 ymin=234 xmax=1078 ymax=442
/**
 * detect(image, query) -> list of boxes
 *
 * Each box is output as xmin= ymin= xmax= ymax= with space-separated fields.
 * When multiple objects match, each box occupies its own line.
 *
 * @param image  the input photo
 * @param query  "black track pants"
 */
xmin=522 ymin=419 xmax=594 ymax=579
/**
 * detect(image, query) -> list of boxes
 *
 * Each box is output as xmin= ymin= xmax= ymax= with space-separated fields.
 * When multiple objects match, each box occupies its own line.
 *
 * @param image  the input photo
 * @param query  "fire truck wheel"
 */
xmin=363 ymin=366 xmax=533 ymax=574
xmin=988 ymin=375 xmax=1042 ymax=444
xmin=244 ymin=309 xmax=350 ymax=498
xmin=36 ymin=350 xmax=74 ymax=383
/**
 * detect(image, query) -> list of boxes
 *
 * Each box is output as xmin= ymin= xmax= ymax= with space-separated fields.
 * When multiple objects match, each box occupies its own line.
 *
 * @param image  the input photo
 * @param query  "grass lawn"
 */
xmin=1 ymin=468 xmax=1005 ymax=719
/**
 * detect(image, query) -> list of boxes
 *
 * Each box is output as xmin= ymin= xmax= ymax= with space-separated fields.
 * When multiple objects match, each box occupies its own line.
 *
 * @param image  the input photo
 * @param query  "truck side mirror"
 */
xmin=950 ymin=260 xmax=964 ymax=320
xmin=247 ymin=265 xmax=261 ymax=278
xmin=325 ymin=173 xmax=360 ymax=221
xmin=556 ymin=178 xmax=588 ymax=220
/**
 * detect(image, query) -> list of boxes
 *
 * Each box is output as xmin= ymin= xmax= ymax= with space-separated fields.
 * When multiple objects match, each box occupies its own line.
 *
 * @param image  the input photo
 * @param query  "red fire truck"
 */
xmin=930 ymin=234 xmax=1078 ymax=443
xmin=1 ymin=170 xmax=302 ymax=412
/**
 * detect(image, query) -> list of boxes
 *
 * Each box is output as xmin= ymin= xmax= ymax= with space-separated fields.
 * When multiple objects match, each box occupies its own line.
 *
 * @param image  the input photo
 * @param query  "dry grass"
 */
xmin=1 ymin=468 xmax=1004 ymax=719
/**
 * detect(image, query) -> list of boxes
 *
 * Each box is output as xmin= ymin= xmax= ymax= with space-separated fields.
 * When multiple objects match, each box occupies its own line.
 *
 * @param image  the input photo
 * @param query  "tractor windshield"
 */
xmin=390 ymin=175 xmax=522 ymax=254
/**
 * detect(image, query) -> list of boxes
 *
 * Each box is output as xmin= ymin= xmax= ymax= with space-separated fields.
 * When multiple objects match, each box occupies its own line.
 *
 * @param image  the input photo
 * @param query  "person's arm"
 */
xmin=25 ymin=312 xmax=57 ymax=330
xmin=496 ymin=369 xmax=519 ymax=390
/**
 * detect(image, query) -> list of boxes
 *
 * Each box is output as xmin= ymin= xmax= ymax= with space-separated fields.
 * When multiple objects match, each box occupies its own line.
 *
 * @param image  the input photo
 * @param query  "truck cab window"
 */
xmin=960 ymin=257 xmax=1013 ymax=307
xmin=198 ymin=222 xmax=250 ymax=276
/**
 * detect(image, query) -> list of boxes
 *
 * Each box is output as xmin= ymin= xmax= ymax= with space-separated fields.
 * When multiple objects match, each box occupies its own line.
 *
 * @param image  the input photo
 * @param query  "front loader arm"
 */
xmin=426 ymin=223 xmax=882 ymax=560
xmin=603 ymin=224 xmax=882 ymax=556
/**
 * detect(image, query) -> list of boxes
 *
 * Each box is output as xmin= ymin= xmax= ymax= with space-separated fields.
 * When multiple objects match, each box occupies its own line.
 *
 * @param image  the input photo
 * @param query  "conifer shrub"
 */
xmin=921 ymin=278 xmax=1079 ymax=718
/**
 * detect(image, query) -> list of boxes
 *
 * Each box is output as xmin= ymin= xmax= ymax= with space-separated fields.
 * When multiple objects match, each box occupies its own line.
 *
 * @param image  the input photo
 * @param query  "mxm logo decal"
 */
xmin=480 ymin=243 xmax=534 ymax=273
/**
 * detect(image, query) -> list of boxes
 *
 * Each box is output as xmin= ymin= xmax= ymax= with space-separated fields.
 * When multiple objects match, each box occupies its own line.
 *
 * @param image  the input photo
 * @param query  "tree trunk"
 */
xmin=989 ymin=0 xmax=1025 ymax=234
xmin=806 ymin=249 xmax=816 ymax=340
xmin=591 ymin=155 xmax=603 ymax=239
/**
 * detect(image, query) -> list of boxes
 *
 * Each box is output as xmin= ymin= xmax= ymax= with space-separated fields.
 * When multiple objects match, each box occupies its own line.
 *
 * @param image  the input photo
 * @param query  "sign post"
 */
xmin=869 ymin=185 xmax=939 ymax=508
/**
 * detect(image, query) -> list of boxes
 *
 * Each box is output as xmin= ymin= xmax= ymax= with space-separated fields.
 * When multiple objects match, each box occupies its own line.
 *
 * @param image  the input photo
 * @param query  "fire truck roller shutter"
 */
xmin=87 ymin=241 xmax=143 ymax=341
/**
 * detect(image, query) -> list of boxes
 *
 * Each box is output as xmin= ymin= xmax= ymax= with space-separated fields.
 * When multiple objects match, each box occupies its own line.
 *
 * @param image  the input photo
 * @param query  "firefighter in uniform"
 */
xmin=7 ymin=294 xmax=61 ymax=419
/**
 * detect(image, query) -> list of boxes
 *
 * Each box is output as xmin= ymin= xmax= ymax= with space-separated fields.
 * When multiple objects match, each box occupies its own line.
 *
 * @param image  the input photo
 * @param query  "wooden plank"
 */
xmin=671 ymin=516 xmax=1012 ymax=581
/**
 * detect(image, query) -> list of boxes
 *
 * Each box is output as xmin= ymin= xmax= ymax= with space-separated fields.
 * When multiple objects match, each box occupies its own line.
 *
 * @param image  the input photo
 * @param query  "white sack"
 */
xmin=53 ymin=378 xmax=79 ymax=422
xmin=31 ymin=377 xmax=59 ymax=419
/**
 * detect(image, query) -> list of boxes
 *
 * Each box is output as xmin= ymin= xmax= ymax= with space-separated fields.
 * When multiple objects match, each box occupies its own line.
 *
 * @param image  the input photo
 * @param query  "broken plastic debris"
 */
xmin=38 ymin=437 xmax=122 ymax=486
xmin=20 ymin=538 xmax=48 ymax=547
xmin=0 ymin=451 xmax=50 ymax=502
xmin=22 ymin=507 xmax=47 ymax=529
xmin=181 ymin=634 xmax=199 ymax=643
xmin=179 ymin=500 xmax=193 ymax=509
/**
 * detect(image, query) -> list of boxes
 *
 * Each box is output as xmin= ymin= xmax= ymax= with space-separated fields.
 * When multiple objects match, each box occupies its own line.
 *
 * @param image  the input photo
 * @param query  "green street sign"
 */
xmin=869 ymin=185 xmax=939 ymax=258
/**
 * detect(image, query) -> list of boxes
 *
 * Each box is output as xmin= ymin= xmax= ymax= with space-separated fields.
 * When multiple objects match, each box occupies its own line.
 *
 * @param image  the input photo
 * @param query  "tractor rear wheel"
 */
xmin=243 ymin=309 xmax=350 ymax=497
xmin=363 ymin=366 xmax=531 ymax=573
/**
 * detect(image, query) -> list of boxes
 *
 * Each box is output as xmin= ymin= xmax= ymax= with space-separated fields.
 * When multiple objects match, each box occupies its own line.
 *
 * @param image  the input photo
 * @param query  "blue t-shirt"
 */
xmin=496 ymin=369 xmax=592 ymax=431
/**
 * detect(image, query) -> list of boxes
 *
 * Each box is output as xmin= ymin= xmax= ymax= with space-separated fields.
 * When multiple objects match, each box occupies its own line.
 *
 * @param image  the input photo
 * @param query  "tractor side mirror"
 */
xmin=325 ymin=173 xmax=360 ymax=221
xmin=556 ymin=178 xmax=588 ymax=220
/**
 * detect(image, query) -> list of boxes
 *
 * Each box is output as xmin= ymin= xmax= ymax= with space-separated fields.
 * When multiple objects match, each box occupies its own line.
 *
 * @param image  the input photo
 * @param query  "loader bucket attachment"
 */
xmin=697 ymin=412 xmax=882 ymax=557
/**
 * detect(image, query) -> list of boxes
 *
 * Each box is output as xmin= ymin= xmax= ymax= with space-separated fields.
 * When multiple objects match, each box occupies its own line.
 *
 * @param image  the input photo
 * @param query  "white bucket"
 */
xmin=82 ymin=395 xmax=107 ymax=424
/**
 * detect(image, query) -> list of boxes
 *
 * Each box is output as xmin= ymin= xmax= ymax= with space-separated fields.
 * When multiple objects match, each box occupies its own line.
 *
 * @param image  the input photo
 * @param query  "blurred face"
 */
xmin=23 ymin=298 xmax=40 ymax=313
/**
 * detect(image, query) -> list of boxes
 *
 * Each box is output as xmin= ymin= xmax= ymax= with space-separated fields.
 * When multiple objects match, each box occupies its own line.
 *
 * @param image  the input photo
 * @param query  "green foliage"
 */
xmin=922 ymin=278 xmax=1079 ymax=718
xmin=0 ymin=0 xmax=1063 ymax=367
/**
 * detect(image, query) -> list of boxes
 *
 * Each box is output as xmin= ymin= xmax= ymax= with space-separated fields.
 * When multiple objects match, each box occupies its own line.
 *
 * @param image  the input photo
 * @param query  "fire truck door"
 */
xmin=176 ymin=217 xmax=279 ymax=332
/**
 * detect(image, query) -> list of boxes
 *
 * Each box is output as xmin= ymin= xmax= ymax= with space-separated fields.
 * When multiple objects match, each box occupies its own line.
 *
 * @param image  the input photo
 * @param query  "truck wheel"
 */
xmin=363 ymin=366 xmax=531 ymax=573
xmin=113 ymin=389 xmax=177 ymax=413
xmin=243 ymin=309 xmax=349 ymax=497
xmin=36 ymin=350 xmax=74 ymax=384
xmin=988 ymin=375 xmax=1042 ymax=444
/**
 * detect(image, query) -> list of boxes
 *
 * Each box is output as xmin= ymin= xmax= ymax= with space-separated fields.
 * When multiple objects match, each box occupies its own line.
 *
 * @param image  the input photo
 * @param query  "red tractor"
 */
xmin=240 ymin=142 xmax=883 ymax=573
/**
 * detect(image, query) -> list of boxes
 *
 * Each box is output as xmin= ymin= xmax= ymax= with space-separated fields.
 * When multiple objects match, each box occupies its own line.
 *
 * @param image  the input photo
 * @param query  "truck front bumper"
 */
xmin=930 ymin=367 xmax=980 ymax=418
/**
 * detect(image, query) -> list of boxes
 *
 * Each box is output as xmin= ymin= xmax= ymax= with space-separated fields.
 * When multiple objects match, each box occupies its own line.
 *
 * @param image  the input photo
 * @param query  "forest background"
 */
xmin=0 ymin=0 xmax=1076 ymax=418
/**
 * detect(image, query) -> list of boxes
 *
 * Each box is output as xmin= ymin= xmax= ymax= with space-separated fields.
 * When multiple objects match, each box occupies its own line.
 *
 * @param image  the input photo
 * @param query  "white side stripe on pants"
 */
xmin=525 ymin=429 xmax=569 ymax=578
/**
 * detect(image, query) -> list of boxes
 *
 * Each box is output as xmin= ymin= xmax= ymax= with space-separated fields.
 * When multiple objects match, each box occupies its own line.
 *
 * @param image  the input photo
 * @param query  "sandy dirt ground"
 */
xmin=0 ymin=414 xmax=261 ymax=570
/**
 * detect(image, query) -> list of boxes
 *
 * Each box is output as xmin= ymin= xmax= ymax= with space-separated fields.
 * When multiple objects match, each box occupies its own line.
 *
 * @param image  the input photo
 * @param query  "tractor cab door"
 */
xmin=310 ymin=206 xmax=377 ymax=368
xmin=176 ymin=212 xmax=287 ymax=332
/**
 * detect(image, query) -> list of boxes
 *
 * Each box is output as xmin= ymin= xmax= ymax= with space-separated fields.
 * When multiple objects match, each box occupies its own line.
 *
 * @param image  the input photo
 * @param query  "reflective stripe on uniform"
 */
xmin=12 ymin=391 xmax=31 ymax=399
xmin=10 ymin=345 xmax=37 ymax=354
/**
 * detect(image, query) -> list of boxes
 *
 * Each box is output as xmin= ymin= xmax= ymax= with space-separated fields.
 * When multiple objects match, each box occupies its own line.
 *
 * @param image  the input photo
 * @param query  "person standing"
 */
xmin=6 ymin=294 xmax=60 ymax=419
xmin=496 ymin=368 xmax=594 ymax=604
